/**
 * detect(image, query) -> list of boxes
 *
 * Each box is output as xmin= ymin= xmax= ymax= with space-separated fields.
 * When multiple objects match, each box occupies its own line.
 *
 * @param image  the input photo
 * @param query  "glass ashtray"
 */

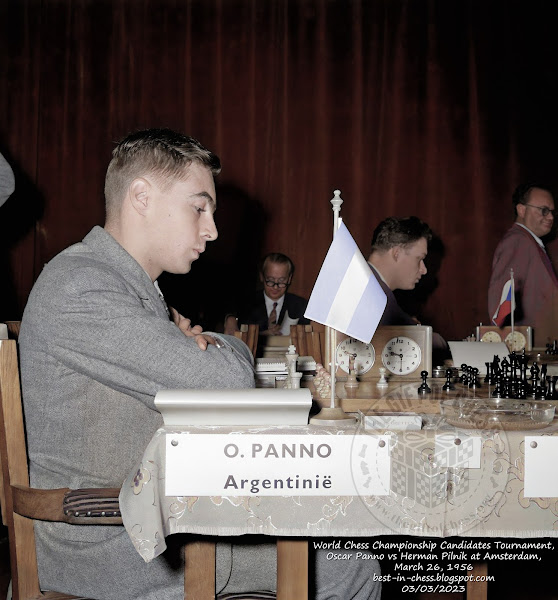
xmin=440 ymin=398 xmax=555 ymax=430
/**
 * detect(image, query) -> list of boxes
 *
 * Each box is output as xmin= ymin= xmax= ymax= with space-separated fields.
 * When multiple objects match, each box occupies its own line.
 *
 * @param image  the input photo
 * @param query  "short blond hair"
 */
xmin=104 ymin=128 xmax=221 ymax=221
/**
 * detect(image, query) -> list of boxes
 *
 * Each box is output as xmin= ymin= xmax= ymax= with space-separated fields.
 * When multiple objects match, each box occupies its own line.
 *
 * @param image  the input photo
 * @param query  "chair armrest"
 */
xmin=12 ymin=484 xmax=122 ymax=525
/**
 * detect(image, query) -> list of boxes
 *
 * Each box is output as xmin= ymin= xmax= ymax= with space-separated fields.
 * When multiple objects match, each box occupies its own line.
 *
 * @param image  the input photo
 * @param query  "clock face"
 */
xmin=382 ymin=336 xmax=422 ymax=375
xmin=481 ymin=331 xmax=502 ymax=343
xmin=505 ymin=331 xmax=526 ymax=351
xmin=335 ymin=338 xmax=375 ymax=375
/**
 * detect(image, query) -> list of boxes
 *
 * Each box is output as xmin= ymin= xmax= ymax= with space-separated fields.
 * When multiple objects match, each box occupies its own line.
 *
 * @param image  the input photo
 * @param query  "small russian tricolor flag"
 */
xmin=492 ymin=279 xmax=515 ymax=327
xmin=304 ymin=221 xmax=387 ymax=343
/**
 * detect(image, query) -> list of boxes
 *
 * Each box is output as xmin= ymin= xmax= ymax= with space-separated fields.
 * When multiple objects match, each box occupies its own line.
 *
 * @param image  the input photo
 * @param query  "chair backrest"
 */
xmin=0 ymin=338 xmax=125 ymax=600
xmin=5 ymin=321 xmax=21 ymax=340
xmin=290 ymin=322 xmax=325 ymax=365
xmin=234 ymin=323 xmax=259 ymax=358
xmin=0 ymin=339 xmax=42 ymax=598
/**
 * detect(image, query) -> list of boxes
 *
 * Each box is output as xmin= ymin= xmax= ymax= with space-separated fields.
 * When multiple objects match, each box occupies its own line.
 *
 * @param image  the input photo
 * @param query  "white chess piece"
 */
xmin=377 ymin=367 xmax=389 ymax=387
xmin=285 ymin=344 xmax=299 ymax=389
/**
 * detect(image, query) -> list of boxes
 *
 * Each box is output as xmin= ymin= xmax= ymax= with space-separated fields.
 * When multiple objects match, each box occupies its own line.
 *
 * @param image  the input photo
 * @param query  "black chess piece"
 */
xmin=501 ymin=357 xmax=510 ymax=380
xmin=491 ymin=375 xmax=503 ymax=398
xmin=442 ymin=369 xmax=455 ymax=391
xmin=530 ymin=363 xmax=540 ymax=399
xmin=417 ymin=370 xmax=432 ymax=394
xmin=484 ymin=362 xmax=492 ymax=384
xmin=460 ymin=364 xmax=469 ymax=386
xmin=469 ymin=367 xmax=481 ymax=390
xmin=545 ymin=376 xmax=555 ymax=400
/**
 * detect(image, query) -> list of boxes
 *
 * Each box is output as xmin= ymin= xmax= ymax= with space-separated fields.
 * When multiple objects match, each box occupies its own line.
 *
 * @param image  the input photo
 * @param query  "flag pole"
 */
xmin=329 ymin=190 xmax=343 ymax=410
xmin=510 ymin=268 xmax=515 ymax=335
xmin=309 ymin=190 xmax=357 ymax=426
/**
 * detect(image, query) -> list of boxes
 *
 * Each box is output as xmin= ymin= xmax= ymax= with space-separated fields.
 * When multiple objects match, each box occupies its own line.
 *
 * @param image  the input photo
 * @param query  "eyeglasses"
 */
xmin=523 ymin=203 xmax=557 ymax=218
xmin=264 ymin=279 xmax=289 ymax=289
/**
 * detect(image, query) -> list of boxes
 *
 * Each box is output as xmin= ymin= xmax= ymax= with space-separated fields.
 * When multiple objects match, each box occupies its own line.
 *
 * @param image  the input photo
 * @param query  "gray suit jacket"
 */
xmin=19 ymin=226 xmax=260 ymax=599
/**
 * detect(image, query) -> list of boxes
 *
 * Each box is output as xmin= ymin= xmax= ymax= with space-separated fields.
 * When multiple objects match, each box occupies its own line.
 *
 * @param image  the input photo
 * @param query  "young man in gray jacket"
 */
xmin=19 ymin=128 xmax=380 ymax=599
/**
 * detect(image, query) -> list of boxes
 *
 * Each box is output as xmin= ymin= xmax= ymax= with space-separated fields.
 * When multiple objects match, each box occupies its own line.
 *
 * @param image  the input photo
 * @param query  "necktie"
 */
xmin=269 ymin=302 xmax=278 ymax=328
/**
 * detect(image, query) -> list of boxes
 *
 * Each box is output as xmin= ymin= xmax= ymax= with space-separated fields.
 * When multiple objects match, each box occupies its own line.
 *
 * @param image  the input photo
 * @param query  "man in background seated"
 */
xmin=488 ymin=183 xmax=558 ymax=347
xmin=19 ymin=128 xmax=380 ymax=599
xmin=0 ymin=150 xmax=15 ymax=208
xmin=368 ymin=216 xmax=447 ymax=354
xmin=232 ymin=252 xmax=310 ymax=336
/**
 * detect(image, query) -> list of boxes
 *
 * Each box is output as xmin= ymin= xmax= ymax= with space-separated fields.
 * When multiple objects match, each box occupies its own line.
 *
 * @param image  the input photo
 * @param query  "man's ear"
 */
xmin=390 ymin=246 xmax=401 ymax=262
xmin=516 ymin=203 xmax=526 ymax=220
xmin=128 ymin=178 xmax=151 ymax=216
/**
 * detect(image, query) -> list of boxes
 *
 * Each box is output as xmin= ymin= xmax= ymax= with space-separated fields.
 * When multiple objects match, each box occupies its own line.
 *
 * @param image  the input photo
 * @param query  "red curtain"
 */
xmin=1 ymin=0 xmax=557 ymax=342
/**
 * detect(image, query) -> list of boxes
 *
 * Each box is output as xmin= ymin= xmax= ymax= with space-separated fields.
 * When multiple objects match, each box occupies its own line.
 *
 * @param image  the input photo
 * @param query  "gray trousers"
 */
xmin=36 ymin=524 xmax=381 ymax=599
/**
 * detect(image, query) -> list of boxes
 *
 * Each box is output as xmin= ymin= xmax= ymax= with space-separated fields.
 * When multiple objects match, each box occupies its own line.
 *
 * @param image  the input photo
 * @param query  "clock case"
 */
xmin=476 ymin=325 xmax=533 ymax=351
xmin=328 ymin=325 xmax=433 ymax=381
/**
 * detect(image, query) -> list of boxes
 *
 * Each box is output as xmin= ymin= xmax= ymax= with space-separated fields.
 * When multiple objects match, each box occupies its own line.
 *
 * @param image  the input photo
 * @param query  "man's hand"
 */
xmin=170 ymin=307 xmax=217 ymax=351
xmin=261 ymin=323 xmax=282 ymax=336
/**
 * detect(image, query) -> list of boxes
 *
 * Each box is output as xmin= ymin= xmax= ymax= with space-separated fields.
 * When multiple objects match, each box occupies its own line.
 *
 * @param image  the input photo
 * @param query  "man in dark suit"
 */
xmin=367 ymin=216 xmax=447 ymax=355
xmin=488 ymin=183 xmax=558 ymax=347
xmin=367 ymin=216 xmax=431 ymax=326
xmin=239 ymin=252 xmax=310 ymax=336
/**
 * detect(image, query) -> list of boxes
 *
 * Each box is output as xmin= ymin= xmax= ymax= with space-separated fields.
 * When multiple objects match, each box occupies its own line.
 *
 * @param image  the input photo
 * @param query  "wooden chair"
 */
xmin=5 ymin=321 xmax=21 ymax=340
xmin=0 ymin=336 xmax=287 ymax=600
xmin=290 ymin=322 xmax=325 ymax=365
xmin=234 ymin=323 xmax=259 ymax=358
xmin=0 ymin=338 xmax=122 ymax=600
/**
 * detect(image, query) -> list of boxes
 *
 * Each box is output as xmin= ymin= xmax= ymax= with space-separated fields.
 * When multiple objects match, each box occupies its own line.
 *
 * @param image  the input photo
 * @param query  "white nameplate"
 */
xmin=525 ymin=436 xmax=558 ymax=497
xmin=165 ymin=434 xmax=391 ymax=497
xmin=363 ymin=413 xmax=423 ymax=431
xmin=434 ymin=432 xmax=481 ymax=468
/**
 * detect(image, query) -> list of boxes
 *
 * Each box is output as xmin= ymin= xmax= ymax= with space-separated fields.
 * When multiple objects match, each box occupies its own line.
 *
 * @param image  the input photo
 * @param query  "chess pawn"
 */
xmin=442 ymin=368 xmax=455 ymax=391
xmin=377 ymin=367 xmax=389 ymax=388
xmin=469 ymin=367 xmax=481 ymax=390
xmin=417 ymin=370 xmax=432 ymax=394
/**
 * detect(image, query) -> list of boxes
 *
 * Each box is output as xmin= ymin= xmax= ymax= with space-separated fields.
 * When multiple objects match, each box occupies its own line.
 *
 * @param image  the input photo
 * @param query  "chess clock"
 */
xmin=335 ymin=337 xmax=375 ymax=376
xmin=329 ymin=325 xmax=432 ymax=381
xmin=476 ymin=325 xmax=533 ymax=352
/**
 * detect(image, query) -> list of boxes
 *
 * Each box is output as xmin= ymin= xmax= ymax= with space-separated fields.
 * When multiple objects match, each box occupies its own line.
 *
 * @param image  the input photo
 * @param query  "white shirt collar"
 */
xmin=368 ymin=261 xmax=389 ymax=285
xmin=516 ymin=222 xmax=545 ymax=250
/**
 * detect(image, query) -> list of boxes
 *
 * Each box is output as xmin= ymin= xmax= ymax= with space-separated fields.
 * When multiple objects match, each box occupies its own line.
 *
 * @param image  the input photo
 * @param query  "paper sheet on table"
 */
xmin=448 ymin=341 xmax=509 ymax=374
xmin=280 ymin=311 xmax=299 ymax=336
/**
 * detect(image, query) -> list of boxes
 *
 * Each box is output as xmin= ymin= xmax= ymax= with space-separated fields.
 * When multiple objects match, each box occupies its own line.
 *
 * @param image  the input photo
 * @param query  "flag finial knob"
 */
xmin=331 ymin=189 xmax=343 ymax=212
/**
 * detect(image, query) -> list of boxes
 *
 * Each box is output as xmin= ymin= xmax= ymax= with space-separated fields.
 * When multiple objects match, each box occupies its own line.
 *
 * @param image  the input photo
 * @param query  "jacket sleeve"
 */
xmin=21 ymin=262 xmax=255 ymax=410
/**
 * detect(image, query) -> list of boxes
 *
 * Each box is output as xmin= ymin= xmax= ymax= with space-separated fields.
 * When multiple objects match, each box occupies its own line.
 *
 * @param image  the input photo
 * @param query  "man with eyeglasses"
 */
xmin=239 ymin=252 xmax=310 ymax=336
xmin=488 ymin=183 xmax=558 ymax=347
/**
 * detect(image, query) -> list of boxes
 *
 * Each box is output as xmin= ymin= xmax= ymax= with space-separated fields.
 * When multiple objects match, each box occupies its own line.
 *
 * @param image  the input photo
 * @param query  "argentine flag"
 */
xmin=304 ymin=222 xmax=387 ymax=343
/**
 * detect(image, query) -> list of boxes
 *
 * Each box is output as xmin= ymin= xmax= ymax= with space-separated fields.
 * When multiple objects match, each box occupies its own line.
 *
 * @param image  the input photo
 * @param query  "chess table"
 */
xmin=120 ymin=404 xmax=558 ymax=600
xmin=326 ymin=377 xmax=558 ymax=416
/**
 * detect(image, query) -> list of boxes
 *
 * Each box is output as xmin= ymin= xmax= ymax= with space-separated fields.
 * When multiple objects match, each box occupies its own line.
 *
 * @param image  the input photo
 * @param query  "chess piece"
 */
xmin=417 ymin=370 xmax=431 ymax=394
xmin=491 ymin=375 xmax=503 ymax=398
xmin=344 ymin=354 xmax=359 ymax=398
xmin=484 ymin=362 xmax=492 ymax=384
xmin=459 ymin=364 xmax=469 ymax=386
xmin=377 ymin=367 xmax=389 ymax=388
xmin=442 ymin=368 xmax=455 ymax=391
xmin=468 ymin=367 xmax=481 ymax=390
xmin=284 ymin=344 xmax=299 ymax=389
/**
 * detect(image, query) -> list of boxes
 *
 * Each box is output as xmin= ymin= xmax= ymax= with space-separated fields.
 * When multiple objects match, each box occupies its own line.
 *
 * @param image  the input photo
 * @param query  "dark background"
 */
xmin=2 ymin=0 xmax=558 ymax=339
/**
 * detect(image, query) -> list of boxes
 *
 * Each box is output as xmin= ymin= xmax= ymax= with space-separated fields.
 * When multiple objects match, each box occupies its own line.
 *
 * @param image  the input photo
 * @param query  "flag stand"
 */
xmin=309 ymin=190 xmax=357 ymax=426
